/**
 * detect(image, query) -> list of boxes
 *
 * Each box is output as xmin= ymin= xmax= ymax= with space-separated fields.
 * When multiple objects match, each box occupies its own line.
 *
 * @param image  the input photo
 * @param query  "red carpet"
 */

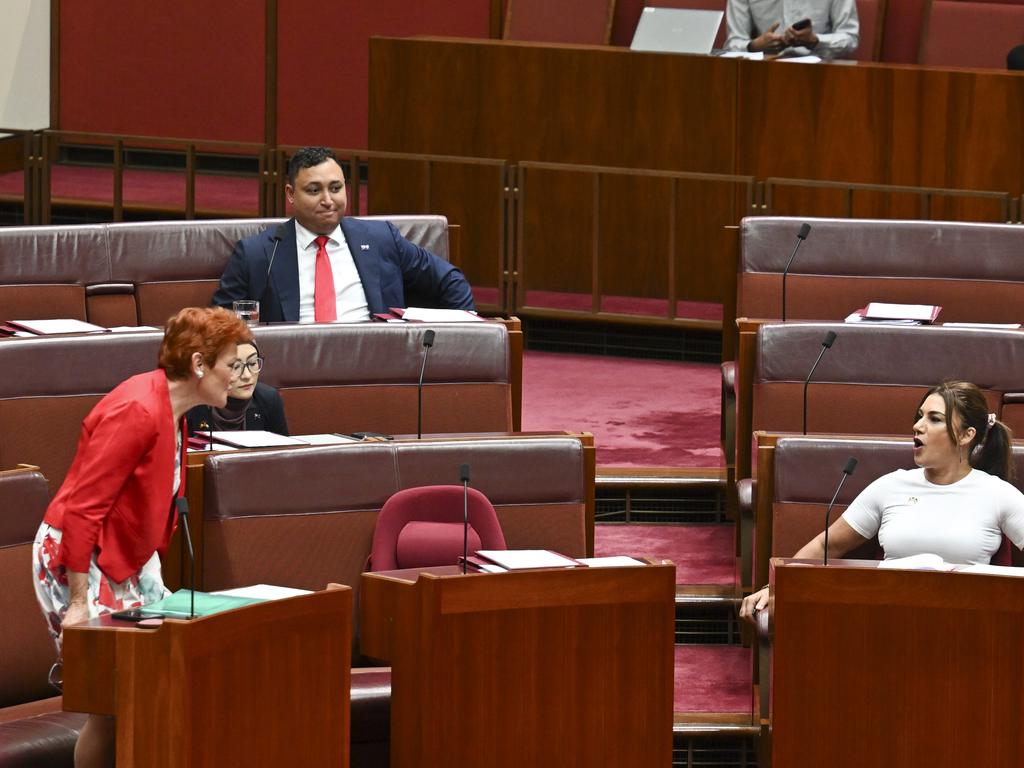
xmin=595 ymin=524 xmax=734 ymax=585
xmin=522 ymin=351 xmax=723 ymax=468
xmin=675 ymin=645 xmax=752 ymax=714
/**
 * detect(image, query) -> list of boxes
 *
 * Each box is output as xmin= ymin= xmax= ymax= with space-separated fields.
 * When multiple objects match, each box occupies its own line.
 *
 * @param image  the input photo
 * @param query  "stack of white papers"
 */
xmin=400 ymin=307 xmax=484 ymax=323
xmin=476 ymin=550 xmax=579 ymax=570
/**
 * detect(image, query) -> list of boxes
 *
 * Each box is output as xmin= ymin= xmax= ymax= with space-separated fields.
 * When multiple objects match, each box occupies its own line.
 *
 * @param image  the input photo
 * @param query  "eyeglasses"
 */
xmin=228 ymin=357 xmax=264 ymax=376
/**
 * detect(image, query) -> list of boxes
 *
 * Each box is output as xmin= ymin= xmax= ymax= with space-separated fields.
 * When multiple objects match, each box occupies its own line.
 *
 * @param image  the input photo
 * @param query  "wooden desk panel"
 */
xmin=361 ymin=565 xmax=675 ymax=768
xmin=370 ymin=37 xmax=738 ymax=173
xmin=770 ymin=560 xmax=1024 ymax=767
xmin=737 ymin=61 xmax=1024 ymax=196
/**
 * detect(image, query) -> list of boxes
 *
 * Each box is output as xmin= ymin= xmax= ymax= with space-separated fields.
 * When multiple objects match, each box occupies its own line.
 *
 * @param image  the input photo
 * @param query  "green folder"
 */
xmin=141 ymin=589 xmax=265 ymax=618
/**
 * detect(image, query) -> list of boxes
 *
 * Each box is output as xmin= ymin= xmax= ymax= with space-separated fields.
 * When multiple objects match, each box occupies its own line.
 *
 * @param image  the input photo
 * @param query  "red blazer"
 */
xmin=44 ymin=370 xmax=186 ymax=583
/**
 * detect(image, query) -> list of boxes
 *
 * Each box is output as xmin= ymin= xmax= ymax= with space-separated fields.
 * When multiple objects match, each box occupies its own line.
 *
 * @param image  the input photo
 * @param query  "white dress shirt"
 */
xmin=294 ymin=221 xmax=371 ymax=323
xmin=724 ymin=0 xmax=859 ymax=59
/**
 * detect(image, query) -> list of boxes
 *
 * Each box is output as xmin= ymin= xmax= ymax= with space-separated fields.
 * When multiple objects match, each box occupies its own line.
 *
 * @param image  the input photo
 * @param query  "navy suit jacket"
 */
xmin=212 ymin=218 xmax=475 ymax=322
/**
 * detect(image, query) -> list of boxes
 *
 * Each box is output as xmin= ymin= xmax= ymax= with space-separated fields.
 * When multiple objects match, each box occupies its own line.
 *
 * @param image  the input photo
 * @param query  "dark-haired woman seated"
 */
xmin=741 ymin=380 xmax=1024 ymax=620
xmin=186 ymin=341 xmax=289 ymax=436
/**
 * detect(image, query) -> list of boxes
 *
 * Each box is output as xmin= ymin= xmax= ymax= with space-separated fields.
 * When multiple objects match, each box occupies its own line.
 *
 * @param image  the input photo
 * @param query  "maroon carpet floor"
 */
xmin=675 ymin=645 xmax=752 ymax=714
xmin=595 ymin=524 xmax=734 ymax=586
xmin=522 ymin=350 xmax=723 ymax=469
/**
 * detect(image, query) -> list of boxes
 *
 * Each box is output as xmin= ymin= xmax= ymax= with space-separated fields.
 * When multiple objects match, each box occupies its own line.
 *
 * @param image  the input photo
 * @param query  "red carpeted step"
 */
xmin=675 ymin=645 xmax=752 ymax=714
xmin=595 ymin=523 xmax=734 ymax=585
xmin=522 ymin=350 xmax=723 ymax=469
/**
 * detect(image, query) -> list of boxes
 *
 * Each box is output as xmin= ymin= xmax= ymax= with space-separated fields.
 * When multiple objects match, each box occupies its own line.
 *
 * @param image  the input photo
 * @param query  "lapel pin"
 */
xmin=360 ymin=244 xmax=370 ymax=250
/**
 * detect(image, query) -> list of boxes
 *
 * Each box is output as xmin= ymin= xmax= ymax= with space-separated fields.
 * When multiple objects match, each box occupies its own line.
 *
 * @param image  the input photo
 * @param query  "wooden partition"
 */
xmin=516 ymin=161 xmax=752 ymax=331
xmin=770 ymin=560 xmax=1024 ymax=767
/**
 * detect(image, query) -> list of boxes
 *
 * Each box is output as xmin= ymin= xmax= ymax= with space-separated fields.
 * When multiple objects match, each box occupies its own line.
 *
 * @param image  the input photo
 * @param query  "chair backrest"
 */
xmin=753 ymin=322 xmax=1019 ymax=436
xmin=754 ymin=434 xmax=1022 ymax=586
xmin=504 ymin=0 xmax=617 ymax=44
xmin=920 ymin=0 xmax=1024 ymax=68
xmin=642 ymin=0 xmax=728 ymax=49
xmin=0 ymin=466 xmax=56 ymax=708
xmin=0 ymin=321 xmax=514 ymax=489
xmin=737 ymin=216 xmax=1024 ymax=323
xmin=201 ymin=436 xmax=590 ymax=594
xmin=370 ymin=485 xmax=507 ymax=570
xmin=853 ymin=0 xmax=886 ymax=60
xmin=0 ymin=215 xmax=452 ymax=327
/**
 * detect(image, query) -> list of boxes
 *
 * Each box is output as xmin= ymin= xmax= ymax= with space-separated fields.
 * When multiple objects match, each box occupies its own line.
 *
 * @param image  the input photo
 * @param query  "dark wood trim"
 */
xmin=489 ymin=0 xmax=503 ymax=38
xmin=49 ymin=0 xmax=60 ymax=129
xmin=264 ymin=0 xmax=278 ymax=147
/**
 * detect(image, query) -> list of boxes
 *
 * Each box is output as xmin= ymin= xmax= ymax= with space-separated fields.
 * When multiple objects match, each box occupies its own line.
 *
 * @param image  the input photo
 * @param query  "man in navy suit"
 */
xmin=213 ymin=146 xmax=474 ymax=322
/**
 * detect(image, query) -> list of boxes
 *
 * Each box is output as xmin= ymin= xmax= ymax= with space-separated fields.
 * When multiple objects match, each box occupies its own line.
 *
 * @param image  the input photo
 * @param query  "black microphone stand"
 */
xmin=460 ymin=463 xmax=471 ymax=575
xmin=417 ymin=330 xmax=436 ymax=439
xmin=803 ymin=330 xmax=837 ymax=435
xmin=781 ymin=222 xmax=812 ymax=323
xmin=176 ymin=498 xmax=196 ymax=619
xmin=823 ymin=458 xmax=858 ymax=566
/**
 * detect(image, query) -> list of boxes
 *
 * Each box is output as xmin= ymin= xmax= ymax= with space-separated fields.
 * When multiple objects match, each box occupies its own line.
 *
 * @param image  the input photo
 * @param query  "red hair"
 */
xmin=158 ymin=307 xmax=253 ymax=380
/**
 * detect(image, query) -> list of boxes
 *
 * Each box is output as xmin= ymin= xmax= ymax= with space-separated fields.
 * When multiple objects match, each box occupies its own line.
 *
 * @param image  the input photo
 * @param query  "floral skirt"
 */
xmin=32 ymin=522 xmax=170 ymax=653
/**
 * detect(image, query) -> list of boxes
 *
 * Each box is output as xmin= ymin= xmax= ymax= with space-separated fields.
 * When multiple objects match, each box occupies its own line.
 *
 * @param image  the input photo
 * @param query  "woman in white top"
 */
xmin=740 ymin=380 xmax=1024 ymax=620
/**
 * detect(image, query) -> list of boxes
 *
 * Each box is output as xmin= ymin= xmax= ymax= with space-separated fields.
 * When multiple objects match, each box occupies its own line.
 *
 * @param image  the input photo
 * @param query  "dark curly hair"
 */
xmin=286 ymin=146 xmax=341 ymax=185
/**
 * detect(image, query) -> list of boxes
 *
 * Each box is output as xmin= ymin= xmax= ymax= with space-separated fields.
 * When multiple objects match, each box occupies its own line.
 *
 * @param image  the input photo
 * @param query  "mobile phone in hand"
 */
xmin=792 ymin=18 xmax=811 ymax=30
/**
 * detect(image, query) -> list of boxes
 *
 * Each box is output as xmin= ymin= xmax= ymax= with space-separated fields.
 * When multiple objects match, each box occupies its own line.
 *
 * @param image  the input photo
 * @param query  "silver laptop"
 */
xmin=629 ymin=7 xmax=723 ymax=55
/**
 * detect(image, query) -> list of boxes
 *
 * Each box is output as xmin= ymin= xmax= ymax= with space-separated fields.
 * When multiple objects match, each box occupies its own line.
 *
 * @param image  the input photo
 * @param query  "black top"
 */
xmin=186 ymin=382 xmax=289 ymax=436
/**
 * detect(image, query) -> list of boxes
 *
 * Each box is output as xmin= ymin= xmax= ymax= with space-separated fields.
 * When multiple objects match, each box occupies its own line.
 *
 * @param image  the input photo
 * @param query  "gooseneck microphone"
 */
xmin=823 ymin=458 xmax=858 ymax=566
xmin=417 ymin=330 xmax=436 ymax=439
xmin=781 ymin=222 xmax=812 ymax=322
xmin=259 ymin=223 xmax=288 ymax=318
xmin=460 ymin=463 xmax=471 ymax=575
xmin=176 ymin=498 xmax=196 ymax=619
xmin=802 ymin=330 xmax=837 ymax=435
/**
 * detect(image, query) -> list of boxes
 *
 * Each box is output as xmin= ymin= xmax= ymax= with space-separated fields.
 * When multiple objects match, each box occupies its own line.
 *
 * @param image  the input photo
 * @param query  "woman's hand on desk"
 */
xmin=740 ymin=587 xmax=769 ymax=623
xmin=61 ymin=600 xmax=90 ymax=634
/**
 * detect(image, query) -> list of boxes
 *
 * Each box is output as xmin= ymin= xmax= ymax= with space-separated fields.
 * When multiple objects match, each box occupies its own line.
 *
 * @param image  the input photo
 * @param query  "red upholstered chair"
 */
xmin=369 ymin=486 xmax=507 ymax=571
xmin=853 ymin=0 xmax=887 ymax=60
xmin=503 ymin=0 xmax=617 ymax=45
xmin=919 ymin=0 xmax=1024 ymax=68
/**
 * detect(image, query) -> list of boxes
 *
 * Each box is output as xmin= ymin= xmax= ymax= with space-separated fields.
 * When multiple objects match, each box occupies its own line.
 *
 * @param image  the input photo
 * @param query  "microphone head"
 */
xmin=423 ymin=329 xmax=436 ymax=348
xmin=272 ymin=223 xmax=287 ymax=242
xmin=459 ymin=463 xmax=471 ymax=484
xmin=822 ymin=331 xmax=837 ymax=349
xmin=797 ymin=222 xmax=812 ymax=240
xmin=843 ymin=457 xmax=858 ymax=475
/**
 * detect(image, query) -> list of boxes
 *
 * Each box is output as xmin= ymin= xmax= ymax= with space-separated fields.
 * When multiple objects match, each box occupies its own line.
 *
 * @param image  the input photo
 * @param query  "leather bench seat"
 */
xmin=0 ymin=706 xmax=85 ymax=768
xmin=0 ymin=320 xmax=513 ymax=489
xmin=737 ymin=216 xmax=1024 ymax=323
xmin=0 ymin=215 xmax=451 ymax=327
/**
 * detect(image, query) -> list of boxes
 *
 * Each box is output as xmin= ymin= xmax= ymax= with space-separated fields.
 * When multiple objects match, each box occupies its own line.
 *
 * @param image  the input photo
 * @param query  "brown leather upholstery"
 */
xmin=737 ymin=216 xmax=1024 ymax=323
xmin=201 ymin=436 xmax=588 ymax=595
xmin=753 ymin=322 xmax=1019 ymax=437
xmin=0 ymin=215 xmax=452 ymax=326
xmin=0 ymin=321 xmax=512 ymax=489
xmin=0 ymin=467 xmax=85 ymax=766
xmin=751 ymin=435 xmax=1024 ymax=588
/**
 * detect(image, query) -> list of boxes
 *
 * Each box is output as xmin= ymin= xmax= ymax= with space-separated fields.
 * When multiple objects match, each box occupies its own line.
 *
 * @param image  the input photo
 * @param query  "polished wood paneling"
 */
xmin=370 ymin=37 xmax=738 ymax=173
xmin=738 ymin=61 xmax=1024 ymax=196
xmin=771 ymin=561 xmax=1024 ymax=767
xmin=361 ymin=565 xmax=675 ymax=768
xmin=63 ymin=588 xmax=352 ymax=767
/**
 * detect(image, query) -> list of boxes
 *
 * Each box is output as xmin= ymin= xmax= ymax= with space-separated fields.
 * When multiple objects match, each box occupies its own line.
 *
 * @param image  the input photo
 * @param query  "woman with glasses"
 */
xmin=186 ymin=340 xmax=289 ymax=436
xmin=31 ymin=306 xmax=252 ymax=768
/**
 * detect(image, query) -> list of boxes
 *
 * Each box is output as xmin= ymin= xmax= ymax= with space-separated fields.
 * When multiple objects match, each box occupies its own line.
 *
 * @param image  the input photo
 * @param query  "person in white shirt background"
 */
xmin=724 ymin=0 xmax=859 ymax=59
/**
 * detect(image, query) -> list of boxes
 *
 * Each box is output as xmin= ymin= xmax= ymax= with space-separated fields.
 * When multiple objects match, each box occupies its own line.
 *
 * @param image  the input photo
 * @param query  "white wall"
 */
xmin=0 ymin=0 xmax=50 ymax=129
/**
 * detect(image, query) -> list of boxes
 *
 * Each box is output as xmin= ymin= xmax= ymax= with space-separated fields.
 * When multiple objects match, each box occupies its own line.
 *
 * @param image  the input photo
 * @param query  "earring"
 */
xmin=196 ymin=370 xmax=204 ymax=379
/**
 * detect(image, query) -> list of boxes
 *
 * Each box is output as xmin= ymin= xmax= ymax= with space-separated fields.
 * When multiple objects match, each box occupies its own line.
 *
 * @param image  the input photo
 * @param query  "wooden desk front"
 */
xmin=361 ymin=564 xmax=675 ymax=768
xmin=62 ymin=587 xmax=352 ymax=767
xmin=770 ymin=559 xmax=1024 ymax=767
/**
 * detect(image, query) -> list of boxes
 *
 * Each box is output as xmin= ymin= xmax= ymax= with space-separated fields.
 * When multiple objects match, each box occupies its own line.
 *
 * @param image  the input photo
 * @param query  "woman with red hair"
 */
xmin=31 ymin=306 xmax=252 ymax=768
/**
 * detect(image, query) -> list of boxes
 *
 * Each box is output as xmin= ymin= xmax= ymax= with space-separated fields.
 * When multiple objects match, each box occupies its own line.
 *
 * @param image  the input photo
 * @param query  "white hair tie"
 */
xmin=988 ymin=412 xmax=996 ymax=427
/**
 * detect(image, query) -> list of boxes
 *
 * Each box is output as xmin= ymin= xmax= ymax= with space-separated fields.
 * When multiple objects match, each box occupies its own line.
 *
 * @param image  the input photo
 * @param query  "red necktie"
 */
xmin=313 ymin=235 xmax=337 ymax=323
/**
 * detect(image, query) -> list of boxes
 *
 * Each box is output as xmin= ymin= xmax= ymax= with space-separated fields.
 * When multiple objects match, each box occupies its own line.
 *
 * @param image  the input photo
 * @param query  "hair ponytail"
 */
xmin=973 ymin=418 xmax=1015 ymax=482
